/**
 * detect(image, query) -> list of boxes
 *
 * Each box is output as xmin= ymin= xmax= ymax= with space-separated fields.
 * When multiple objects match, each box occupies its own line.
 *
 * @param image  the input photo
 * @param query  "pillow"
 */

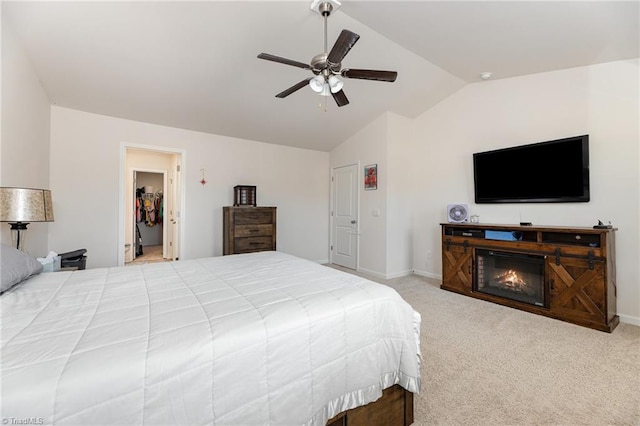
xmin=1 ymin=244 xmax=43 ymax=293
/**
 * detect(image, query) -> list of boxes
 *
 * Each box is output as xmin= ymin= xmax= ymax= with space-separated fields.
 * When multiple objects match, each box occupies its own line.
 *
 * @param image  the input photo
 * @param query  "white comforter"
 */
xmin=1 ymin=251 xmax=420 ymax=425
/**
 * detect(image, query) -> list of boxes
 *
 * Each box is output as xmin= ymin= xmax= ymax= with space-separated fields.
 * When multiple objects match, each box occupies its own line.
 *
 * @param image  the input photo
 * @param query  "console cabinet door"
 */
xmin=442 ymin=244 xmax=473 ymax=294
xmin=548 ymin=257 xmax=606 ymax=327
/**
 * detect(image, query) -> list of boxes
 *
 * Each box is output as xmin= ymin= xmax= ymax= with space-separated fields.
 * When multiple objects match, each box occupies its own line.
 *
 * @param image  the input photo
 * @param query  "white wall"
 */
xmin=329 ymin=112 xmax=416 ymax=279
xmin=330 ymin=114 xmax=388 ymax=277
xmin=386 ymin=113 xmax=415 ymax=278
xmin=49 ymin=106 xmax=330 ymax=268
xmin=411 ymin=59 xmax=640 ymax=324
xmin=1 ymin=12 xmax=51 ymax=256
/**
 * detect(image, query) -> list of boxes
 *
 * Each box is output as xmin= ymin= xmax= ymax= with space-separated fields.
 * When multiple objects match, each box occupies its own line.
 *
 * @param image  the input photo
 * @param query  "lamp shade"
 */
xmin=0 ymin=188 xmax=54 ymax=222
xmin=328 ymin=75 xmax=343 ymax=93
xmin=309 ymin=75 xmax=325 ymax=93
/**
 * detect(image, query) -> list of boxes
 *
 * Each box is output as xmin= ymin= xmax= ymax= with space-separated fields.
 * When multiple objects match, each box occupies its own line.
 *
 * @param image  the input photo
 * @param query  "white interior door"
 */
xmin=331 ymin=164 xmax=358 ymax=269
xmin=132 ymin=171 xmax=138 ymax=261
xmin=166 ymin=164 xmax=175 ymax=260
xmin=170 ymin=155 xmax=181 ymax=260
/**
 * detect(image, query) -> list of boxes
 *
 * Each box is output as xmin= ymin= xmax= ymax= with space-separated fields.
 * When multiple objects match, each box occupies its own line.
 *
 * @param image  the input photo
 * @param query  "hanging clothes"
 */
xmin=144 ymin=195 xmax=154 ymax=227
xmin=154 ymin=195 xmax=162 ymax=224
xmin=136 ymin=188 xmax=146 ymax=224
xmin=136 ymin=190 xmax=163 ymax=227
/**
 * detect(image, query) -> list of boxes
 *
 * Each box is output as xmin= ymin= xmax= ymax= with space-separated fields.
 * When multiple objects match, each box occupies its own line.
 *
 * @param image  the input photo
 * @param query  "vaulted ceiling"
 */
xmin=4 ymin=1 xmax=638 ymax=151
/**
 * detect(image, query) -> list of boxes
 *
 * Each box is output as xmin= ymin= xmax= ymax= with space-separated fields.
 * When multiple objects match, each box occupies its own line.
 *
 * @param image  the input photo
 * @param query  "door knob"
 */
xmin=350 ymin=220 xmax=357 ymax=224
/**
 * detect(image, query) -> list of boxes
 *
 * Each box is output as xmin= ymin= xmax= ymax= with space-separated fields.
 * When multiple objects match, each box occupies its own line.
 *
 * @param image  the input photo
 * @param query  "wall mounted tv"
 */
xmin=473 ymin=135 xmax=590 ymax=203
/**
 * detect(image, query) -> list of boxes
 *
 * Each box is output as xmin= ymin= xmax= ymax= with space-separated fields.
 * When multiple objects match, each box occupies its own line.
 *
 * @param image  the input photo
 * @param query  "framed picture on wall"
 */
xmin=364 ymin=164 xmax=377 ymax=190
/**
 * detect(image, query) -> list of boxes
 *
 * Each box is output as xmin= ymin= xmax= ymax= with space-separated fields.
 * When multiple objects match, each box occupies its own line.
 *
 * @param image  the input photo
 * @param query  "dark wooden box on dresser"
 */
xmin=441 ymin=223 xmax=619 ymax=332
xmin=223 ymin=206 xmax=276 ymax=255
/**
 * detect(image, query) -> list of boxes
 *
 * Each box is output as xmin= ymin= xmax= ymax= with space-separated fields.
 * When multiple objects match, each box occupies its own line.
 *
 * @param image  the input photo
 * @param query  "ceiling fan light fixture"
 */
xmin=309 ymin=75 xmax=325 ymax=93
xmin=328 ymin=75 xmax=343 ymax=93
xmin=257 ymin=0 xmax=397 ymax=107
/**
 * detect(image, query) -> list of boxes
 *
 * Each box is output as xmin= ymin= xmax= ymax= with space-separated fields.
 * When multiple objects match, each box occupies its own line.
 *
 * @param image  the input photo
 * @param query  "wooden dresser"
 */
xmin=223 ymin=206 xmax=276 ymax=255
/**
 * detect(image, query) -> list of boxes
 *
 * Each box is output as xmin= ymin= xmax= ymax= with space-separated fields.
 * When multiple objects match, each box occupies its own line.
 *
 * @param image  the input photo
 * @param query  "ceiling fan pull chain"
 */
xmin=318 ymin=96 xmax=328 ymax=112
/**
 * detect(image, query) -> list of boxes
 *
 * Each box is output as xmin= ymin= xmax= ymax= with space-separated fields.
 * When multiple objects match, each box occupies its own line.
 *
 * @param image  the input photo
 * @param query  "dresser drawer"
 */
xmin=234 ymin=224 xmax=273 ymax=237
xmin=234 ymin=237 xmax=273 ymax=252
xmin=233 ymin=209 xmax=273 ymax=225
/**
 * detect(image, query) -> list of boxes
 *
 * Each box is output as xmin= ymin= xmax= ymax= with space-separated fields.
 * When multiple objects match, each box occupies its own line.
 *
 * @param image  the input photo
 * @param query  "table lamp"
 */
xmin=0 ymin=187 xmax=54 ymax=252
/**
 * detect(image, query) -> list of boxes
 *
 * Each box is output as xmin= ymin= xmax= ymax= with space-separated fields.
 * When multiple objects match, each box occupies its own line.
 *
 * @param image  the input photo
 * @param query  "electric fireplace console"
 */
xmin=441 ymin=223 xmax=618 ymax=332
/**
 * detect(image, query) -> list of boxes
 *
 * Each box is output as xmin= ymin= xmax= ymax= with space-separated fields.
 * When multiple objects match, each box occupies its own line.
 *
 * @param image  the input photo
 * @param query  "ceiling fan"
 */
xmin=257 ymin=0 xmax=398 ymax=107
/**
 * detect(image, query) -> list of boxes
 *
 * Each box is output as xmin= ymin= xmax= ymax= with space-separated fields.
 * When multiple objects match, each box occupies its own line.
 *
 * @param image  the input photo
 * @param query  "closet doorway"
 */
xmin=131 ymin=170 xmax=166 ymax=263
xmin=119 ymin=145 xmax=184 ymax=266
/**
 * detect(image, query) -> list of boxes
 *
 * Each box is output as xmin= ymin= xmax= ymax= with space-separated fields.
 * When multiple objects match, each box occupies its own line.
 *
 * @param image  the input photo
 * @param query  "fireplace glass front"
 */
xmin=475 ymin=249 xmax=546 ymax=307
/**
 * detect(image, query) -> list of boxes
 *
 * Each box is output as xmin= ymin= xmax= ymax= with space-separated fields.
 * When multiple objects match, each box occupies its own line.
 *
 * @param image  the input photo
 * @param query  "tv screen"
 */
xmin=473 ymin=135 xmax=590 ymax=203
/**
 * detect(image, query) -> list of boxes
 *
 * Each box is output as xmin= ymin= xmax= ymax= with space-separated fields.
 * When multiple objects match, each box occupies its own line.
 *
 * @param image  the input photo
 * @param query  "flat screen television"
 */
xmin=473 ymin=135 xmax=590 ymax=203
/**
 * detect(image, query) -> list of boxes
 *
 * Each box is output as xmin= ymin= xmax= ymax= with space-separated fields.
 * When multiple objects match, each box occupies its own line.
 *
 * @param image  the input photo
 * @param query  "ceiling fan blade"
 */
xmin=327 ymin=30 xmax=360 ymax=65
xmin=257 ymin=53 xmax=311 ymax=70
xmin=331 ymin=90 xmax=349 ymax=107
xmin=341 ymin=69 xmax=398 ymax=82
xmin=275 ymin=78 xmax=312 ymax=98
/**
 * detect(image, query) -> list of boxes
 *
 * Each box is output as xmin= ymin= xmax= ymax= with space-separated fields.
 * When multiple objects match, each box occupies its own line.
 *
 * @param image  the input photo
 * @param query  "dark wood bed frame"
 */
xmin=326 ymin=385 xmax=414 ymax=426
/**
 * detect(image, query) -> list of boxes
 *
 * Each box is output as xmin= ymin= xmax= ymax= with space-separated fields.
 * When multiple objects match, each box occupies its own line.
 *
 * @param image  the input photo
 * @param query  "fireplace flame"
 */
xmin=491 ymin=270 xmax=535 ymax=295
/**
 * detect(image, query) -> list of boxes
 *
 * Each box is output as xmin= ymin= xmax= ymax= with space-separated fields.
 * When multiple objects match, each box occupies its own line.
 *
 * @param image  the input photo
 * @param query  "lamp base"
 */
xmin=9 ymin=222 xmax=29 ymax=252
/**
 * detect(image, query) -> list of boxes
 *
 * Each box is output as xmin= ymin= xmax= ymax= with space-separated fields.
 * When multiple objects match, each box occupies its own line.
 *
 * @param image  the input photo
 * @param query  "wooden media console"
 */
xmin=441 ymin=223 xmax=618 ymax=332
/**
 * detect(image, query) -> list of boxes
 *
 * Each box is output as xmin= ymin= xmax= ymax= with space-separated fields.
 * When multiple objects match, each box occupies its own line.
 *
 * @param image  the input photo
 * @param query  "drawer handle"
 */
xmin=249 ymin=229 xmax=260 ymax=233
xmin=249 ymin=242 xmax=262 ymax=245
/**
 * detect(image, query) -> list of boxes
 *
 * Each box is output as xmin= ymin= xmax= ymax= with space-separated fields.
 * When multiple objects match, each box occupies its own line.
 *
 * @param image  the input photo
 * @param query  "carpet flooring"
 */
xmin=333 ymin=267 xmax=640 ymax=425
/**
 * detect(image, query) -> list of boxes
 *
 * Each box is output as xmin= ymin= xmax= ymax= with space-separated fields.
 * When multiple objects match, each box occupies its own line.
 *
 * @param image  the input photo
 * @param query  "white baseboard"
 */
xmin=385 ymin=269 xmax=414 ymax=279
xmin=412 ymin=269 xmax=442 ymax=281
xmin=618 ymin=313 xmax=640 ymax=327
xmin=355 ymin=267 xmax=412 ymax=280
xmin=323 ymin=264 xmax=412 ymax=280
xmin=356 ymin=267 xmax=387 ymax=280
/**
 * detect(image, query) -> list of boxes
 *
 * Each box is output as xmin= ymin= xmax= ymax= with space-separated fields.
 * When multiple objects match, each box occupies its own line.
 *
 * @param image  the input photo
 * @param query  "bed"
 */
xmin=1 ymin=248 xmax=421 ymax=425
